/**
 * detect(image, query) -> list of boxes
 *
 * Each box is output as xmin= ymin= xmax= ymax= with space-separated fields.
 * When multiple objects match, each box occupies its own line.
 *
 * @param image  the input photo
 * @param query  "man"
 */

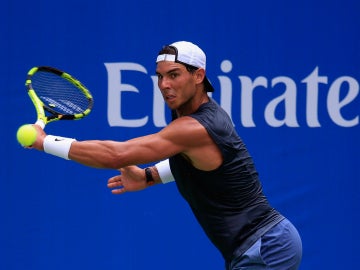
xmin=30 ymin=41 xmax=302 ymax=269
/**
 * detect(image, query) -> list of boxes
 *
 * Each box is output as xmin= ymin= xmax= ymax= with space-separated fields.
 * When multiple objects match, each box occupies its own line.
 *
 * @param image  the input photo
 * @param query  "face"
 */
xmin=156 ymin=61 xmax=201 ymax=112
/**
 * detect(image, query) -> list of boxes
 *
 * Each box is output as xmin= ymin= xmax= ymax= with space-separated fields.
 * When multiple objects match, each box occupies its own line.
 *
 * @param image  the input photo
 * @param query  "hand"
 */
xmin=107 ymin=166 xmax=148 ymax=194
xmin=31 ymin=124 xmax=47 ymax=151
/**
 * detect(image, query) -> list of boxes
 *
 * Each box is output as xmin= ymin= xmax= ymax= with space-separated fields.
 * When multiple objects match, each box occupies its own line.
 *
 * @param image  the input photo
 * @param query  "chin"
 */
xmin=165 ymin=101 xmax=178 ymax=110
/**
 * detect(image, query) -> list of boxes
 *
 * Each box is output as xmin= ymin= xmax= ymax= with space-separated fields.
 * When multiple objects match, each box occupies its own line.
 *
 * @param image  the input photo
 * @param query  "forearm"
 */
xmin=69 ymin=140 xmax=124 ymax=169
xmin=43 ymin=135 xmax=129 ymax=169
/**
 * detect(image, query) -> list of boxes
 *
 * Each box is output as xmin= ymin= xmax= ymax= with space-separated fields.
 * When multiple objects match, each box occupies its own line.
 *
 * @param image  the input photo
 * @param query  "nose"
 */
xmin=158 ymin=76 xmax=171 ymax=90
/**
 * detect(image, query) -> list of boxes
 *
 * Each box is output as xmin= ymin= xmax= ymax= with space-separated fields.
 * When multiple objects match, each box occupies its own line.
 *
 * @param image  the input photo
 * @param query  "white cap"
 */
xmin=156 ymin=41 xmax=214 ymax=92
xmin=157 ymin=41 xmax=206 ymax=69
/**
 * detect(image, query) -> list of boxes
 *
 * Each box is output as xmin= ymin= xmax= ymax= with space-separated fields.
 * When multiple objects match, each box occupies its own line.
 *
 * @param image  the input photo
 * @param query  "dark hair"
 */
xmin=184 ymin=64 xmax=198 ymax=74
xmin=158 ymin=45 xmax=176 ymax=56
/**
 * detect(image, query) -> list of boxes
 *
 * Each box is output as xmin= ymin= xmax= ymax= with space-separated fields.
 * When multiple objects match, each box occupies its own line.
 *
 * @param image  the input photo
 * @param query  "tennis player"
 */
xmin=31 ymin=41 xmax=302 ymax=269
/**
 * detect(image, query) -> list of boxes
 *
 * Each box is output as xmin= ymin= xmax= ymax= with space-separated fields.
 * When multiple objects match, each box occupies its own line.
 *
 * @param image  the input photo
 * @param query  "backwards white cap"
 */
xmin=156 ymin=41 xmax=214 ymax=92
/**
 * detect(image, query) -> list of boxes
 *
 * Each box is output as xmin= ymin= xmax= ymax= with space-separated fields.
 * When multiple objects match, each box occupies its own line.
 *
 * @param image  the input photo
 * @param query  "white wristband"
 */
xmin=43 ymin=135 xmax=76 ymax=160
xmin=155 ymin=159 xmax=175 ymax=184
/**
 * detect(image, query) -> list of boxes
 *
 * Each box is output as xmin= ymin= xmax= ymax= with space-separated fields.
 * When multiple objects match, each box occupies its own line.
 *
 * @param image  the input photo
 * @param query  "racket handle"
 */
xmin=35 ymin=119 xmax=45 ymax=129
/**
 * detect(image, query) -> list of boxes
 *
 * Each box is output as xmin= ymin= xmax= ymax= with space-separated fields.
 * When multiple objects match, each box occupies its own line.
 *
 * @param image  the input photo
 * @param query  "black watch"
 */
xmin=145 ymin=167 xmax=155 ymax=185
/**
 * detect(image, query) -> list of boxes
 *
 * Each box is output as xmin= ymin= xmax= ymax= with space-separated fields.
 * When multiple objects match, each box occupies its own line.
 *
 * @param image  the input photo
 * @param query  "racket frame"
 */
xmin=25 ymin=66 xmax=93 ymax=128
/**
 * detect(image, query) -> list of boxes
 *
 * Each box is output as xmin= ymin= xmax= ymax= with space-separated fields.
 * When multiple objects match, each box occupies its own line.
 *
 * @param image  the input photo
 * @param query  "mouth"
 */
xmin=165 ymin=94 xmax=176 ymax=102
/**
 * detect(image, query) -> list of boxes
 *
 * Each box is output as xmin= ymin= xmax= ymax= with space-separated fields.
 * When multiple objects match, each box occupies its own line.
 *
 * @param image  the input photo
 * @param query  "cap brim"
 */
xmin=204 ymin=76 xmax=214 ymax=92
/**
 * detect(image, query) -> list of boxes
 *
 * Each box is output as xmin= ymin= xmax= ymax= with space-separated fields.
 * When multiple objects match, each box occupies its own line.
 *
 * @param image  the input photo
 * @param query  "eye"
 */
xmin=169 ymin=72 xmax=178 ymax=79
xmin=157 ymin=74 xmax=163 ymax=80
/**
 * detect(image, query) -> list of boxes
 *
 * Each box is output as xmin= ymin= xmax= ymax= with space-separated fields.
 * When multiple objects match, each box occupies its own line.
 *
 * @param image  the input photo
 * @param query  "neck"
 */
xmin=176 ymin=92 xmax=209 ymax=117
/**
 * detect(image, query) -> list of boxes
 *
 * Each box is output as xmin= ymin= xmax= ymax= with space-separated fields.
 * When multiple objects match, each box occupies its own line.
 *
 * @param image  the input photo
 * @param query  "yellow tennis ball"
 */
xmin=16 ymin=124 xmax=37 ymax=147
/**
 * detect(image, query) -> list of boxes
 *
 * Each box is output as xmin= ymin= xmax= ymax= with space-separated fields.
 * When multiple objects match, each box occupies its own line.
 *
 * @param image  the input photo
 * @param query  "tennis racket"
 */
xmin=24 ymin=66 xmax=93 ymax=129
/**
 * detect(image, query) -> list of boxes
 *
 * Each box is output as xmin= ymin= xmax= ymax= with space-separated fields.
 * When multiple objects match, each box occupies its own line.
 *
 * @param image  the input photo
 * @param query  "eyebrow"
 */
xmin=156 ymin=67 xmax=182 ymax=75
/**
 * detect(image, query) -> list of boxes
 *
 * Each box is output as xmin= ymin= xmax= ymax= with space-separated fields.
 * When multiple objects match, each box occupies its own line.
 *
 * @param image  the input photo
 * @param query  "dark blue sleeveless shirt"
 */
xmin=169 ymin=98 xmax=284 ymax=261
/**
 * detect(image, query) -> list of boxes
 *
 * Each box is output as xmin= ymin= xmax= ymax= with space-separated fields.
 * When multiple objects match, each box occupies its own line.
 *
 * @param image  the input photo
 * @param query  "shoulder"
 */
xmin=159 ymin=115 xmax=211 ymax=149
xmin=166 ymin=116 xmax=206 ymax=135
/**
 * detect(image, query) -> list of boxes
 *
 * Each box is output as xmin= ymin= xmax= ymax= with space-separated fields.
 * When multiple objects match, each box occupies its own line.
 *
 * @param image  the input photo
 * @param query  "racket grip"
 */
xmin=35 ymin=119 xmax=45 ymax=129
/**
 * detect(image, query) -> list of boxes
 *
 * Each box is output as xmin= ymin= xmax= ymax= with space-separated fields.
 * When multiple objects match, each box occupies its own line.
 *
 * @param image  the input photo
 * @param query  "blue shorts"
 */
xmin=226 ymin=218 xmax=302 ymax=270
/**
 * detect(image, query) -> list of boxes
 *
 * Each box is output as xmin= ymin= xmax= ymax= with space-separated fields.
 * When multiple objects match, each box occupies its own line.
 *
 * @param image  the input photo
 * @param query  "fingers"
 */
xmin=108 ymin=175 xmax=121 ymax=184
xmin=108 ymin=183 xmax=126 ymax=195
xmin=111 ymin=188 xmax=126 ymax=195
xmin=107 ymin=178 xmax=122 ymax=188
xmin=107 ymin=175 xmax=126 ymax=195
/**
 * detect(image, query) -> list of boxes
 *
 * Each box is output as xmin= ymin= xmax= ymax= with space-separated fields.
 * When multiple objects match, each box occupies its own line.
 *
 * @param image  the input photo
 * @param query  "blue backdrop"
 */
xmin=1 ymin=0 xmax=359 ymax=269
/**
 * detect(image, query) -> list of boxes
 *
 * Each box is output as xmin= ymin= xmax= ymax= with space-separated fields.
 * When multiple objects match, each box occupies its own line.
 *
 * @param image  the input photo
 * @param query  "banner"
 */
xmin=1 ymin=1 xmax=359 ymax=269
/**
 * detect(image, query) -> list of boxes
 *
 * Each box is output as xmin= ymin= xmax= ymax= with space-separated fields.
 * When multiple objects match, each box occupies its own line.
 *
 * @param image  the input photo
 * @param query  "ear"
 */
xmin=194 ymin=68 xmax=206 ymax=84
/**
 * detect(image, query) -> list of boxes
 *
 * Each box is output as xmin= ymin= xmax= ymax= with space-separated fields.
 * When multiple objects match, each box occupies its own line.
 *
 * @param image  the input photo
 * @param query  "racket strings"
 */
xmin=31 ymin=71 xmax=91 ymax=115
